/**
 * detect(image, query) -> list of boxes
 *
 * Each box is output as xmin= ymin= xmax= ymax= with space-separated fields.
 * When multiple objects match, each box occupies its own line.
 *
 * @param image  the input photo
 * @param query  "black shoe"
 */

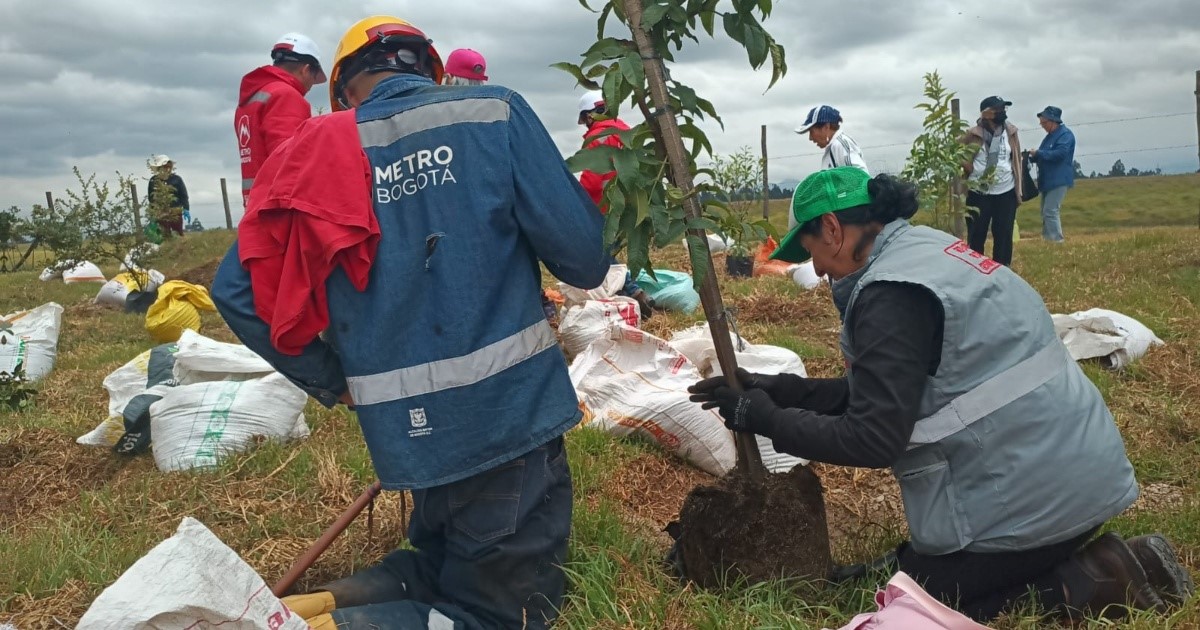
xmin=1060 ymin=533 xmax=1165 ymax=619
xmin=1127 ymin=534 xmax=1194 ymax=606
xmin=631 ymin=290 xmax=656 ymax=320
xmin=828 ymin=550 xmax=898 ymax=583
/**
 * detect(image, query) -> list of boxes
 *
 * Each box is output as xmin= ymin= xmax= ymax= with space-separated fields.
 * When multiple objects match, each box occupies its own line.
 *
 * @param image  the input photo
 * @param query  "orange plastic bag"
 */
xmin=753 ymin=237 xmax=794 ymax=277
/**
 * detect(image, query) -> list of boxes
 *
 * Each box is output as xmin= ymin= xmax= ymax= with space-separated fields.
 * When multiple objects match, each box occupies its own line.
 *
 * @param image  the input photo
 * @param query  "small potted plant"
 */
xmin=724 ymin=239 xmax=754 ymax=278
xmin=706 ymin=147 xmax=772 ymax=279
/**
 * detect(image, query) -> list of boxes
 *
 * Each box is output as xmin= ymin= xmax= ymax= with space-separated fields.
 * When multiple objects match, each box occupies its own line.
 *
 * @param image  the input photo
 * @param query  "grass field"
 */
xmin=2 ymin=174 xmax=1199 ymax=628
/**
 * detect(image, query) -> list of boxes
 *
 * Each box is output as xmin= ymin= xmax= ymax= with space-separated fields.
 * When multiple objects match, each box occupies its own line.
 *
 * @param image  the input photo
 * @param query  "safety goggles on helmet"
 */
xmin=330 ymin=18 xmax=443 ymax=111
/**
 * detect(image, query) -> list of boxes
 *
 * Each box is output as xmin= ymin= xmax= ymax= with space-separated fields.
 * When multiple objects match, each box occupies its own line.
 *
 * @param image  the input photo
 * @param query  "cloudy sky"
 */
xmin=1 ymin=0 xmax=1197 ymax=228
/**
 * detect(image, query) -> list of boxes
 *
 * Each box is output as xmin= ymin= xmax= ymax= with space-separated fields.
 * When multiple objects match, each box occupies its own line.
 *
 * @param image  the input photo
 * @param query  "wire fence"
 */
xmin=770 ymin=111 xmax=1196 ymax=163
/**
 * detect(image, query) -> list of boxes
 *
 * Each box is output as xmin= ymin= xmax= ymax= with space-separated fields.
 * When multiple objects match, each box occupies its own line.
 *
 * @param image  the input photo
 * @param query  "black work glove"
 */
xmin=689 ymin=368 xmax=809 ymax=408
xmin=687 ymin=383 xmax=780 ymax=437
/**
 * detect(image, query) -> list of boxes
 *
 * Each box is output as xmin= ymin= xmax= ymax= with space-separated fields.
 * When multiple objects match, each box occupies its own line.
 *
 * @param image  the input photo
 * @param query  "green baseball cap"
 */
xmin=770 ymin=166 xmax=872 ymax=263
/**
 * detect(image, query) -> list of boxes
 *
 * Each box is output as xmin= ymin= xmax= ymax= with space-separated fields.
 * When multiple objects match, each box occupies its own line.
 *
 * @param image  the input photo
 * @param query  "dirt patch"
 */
xmin=0 ymin=442 xmax=24 ymax=468
xmin=813 ymin=463 xmax=906 ymax=543
xmin=604 ymin=453 xmax=714 ymax=530
xmin=1128 ymin=482 xmax=1187 ymax=514
xmin=176 ymin=259 xmax=222 ymax=289
xmin=676 ymin=466 xmax=832 ymax=588
xmin=0 ymin=429 xmax=126 ymax=531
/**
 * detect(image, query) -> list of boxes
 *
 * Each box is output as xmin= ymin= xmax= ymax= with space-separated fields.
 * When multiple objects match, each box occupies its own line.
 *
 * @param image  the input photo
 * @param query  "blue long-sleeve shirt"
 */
xmin=1030 ymin=124 xmax=1076 ymax=190
xmin=213 ymin=74 xmax=607 ymax=489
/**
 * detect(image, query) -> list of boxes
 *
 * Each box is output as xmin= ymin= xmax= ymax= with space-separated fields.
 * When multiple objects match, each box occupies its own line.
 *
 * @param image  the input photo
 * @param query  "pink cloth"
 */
xmin=829 ymin=572 xmax=992 ymax=630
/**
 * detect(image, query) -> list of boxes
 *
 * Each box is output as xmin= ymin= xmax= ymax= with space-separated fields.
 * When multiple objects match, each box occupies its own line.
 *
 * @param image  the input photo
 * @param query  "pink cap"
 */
xmin=445 ymin=49 xmax=488 ymax=81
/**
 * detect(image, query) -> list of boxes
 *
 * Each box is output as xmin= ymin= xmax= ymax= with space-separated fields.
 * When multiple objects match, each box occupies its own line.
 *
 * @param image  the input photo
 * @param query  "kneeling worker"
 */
xmin=690 ymin=167 xmax=1193 ymax=622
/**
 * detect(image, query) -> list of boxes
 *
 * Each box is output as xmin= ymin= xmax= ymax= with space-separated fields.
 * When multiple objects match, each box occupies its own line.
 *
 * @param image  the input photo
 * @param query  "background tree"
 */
xmin=708 ymin=146 xmax=769 ymax=257
xmin=0 ymin=207 xmax=19 ymax=248
xmin=21 ymin=168 xmax=156 ymax=284
xmin=1109 ymin=159 xmax=1126 ymax=177
xmin=900 ymin=71 xmax=978 ymax=236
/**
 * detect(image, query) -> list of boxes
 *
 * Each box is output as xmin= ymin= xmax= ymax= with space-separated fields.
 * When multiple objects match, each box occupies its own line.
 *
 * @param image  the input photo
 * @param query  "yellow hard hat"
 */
xmin=329 ymin=16 xmax=445 ymax=111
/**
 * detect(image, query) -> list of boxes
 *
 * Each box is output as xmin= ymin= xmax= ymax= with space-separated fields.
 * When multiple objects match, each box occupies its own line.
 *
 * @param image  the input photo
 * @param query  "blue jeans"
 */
xmin=607 ymin=254 xmax=642 ymax=297
xmin=320 ymin=437 xmax=572 ymax=629
xmin=1040 ymin=185 xmax=1068 ymax=242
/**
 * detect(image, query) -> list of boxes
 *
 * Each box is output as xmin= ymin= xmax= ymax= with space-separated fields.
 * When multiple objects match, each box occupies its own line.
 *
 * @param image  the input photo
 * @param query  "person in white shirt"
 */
xmin=958 ymin=95 xmax=1024 ymax=266
xmin=795 ymin=105 xmax=870 ymax=173
xmin=789 ymin=105 xmax=870 ymax=229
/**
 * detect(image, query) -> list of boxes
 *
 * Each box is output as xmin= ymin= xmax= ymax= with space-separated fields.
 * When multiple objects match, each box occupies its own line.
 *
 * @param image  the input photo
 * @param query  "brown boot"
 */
xmin=1060 ymin=533 xmax=1166 ymax=619
xmin=1127 ymin=534 xmax=1195 ymax=606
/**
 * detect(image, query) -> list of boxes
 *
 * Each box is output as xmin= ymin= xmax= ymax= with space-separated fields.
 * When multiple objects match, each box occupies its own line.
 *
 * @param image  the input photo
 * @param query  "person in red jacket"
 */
xmin=577 ymin=90 xmax=656 ymax=317
xmin=235 ymin=33 xmax=327 ymax=206
xmin=578 ymin=90 xmax=631 ymax=209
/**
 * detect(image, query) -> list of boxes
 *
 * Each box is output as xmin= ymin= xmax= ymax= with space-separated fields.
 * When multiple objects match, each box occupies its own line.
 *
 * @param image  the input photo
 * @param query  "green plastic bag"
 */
xmin=143 ymin=222 xmax=163 ymax=245
xmin=635 ymin=269 xmax=700 ymax=313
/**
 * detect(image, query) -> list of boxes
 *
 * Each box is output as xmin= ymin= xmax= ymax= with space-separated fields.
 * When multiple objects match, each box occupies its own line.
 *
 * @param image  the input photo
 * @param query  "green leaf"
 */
xmin=550 ymin=62 xmax=599 ymax=91
xmin=655 ymin=212 xmax=688 ymax=248
xmin=758 ymin=0 xmax=773 ymax=15
xmin=602 ymin=68 xmax=623 ymax=116
xmin=685 ymin=233 xmax=710 ymax=286
xmin=634 ymin=189 xmax=651 ymax=223
xmin=649 ymin=191 xmax=672 ymax=242
xmin=686 ymin=216 xmax=720 ymax=232
xmin=618 ymin=52 xmax=645 ymax=92
xmin=603 ymin=203 xmax=624 ymax=250
xmin=565 ymin=145 xmax=619 ymax=174
xmin=582 ymin=37 xmax=632 ymax=67
xmin=766 ymin=38 xmax=788 ymax=89
xmin=743 ymin=21 xmax=769 ymax=68
xmin=597 ymin=2 xmax=613 ymax=38
xmin=732 ymin=0 xmax=755 ymax=15
xmin=641 ymin=2 xmax=670 ymax=28
xmin=626 ymin=220 xmax=652 ymax=279
xmin=678 ymin=122 xmax=714 ymax=159
xmin=613 ymin=149 xmax=641 ymax=187
xmin=605 ymin=182 xmax=627 ymax=219
xmin=671 ymin=83 xmax=699 ymax=113
xmin=700 ymin=9 xmax=717 ymax=36
xmin=586 ymin=63 xmax=611 ymax=79
xmin=694 ymin=95 xmax=723 ymax=128
xmin=723 ymin=13 xmax=744 ymax=44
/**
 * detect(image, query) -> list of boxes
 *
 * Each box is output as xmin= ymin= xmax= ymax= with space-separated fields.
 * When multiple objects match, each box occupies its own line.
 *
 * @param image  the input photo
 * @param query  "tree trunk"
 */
xmin=621 ymin=0 xmax=765 ymax=479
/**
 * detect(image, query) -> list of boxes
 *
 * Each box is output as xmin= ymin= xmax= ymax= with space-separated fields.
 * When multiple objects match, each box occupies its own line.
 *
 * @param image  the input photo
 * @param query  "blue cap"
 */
xmin=795 ymin=105 xmax=842 ymax=134
xmin=1037 ymin=106 xmax=1063 ymax=124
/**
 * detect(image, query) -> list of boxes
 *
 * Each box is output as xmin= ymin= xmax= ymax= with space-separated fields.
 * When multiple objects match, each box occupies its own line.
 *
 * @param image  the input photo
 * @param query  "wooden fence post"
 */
xmin=220 ymin=178 xmax=234 ymax=229
xmin=760 ymin=124 xmax=769 ymax=220
xmin=130 ymin=182 xmax=142 ymax=233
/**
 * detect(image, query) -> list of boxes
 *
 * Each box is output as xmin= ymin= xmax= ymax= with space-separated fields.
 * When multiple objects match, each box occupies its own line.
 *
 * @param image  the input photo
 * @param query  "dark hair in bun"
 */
xmin=795 ymin=173 xmax=920 ymax=260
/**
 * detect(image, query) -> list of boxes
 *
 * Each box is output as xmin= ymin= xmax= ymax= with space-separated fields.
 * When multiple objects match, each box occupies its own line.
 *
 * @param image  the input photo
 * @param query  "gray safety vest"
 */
xmin=840 ymin=220 xmax=1138 ymax=555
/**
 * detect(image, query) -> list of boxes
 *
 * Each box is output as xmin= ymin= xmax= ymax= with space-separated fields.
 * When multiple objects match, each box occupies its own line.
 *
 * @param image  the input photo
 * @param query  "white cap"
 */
xmin=577 ymin=90 xmax=604 ymax=114
xmin=272 ymin=32 xmax=327 ymax=83
xmin=150 ymin=154 xmax=171 ymax=168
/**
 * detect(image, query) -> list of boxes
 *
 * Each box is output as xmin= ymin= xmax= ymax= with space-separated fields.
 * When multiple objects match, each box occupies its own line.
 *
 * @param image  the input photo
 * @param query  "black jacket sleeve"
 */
xmin=770 ymin=376 xmax=850 ymax=415
xmin=763 ymin=281 xmax=944 ymax=468
xmin=170 ymin=174 xmax=189 ymax=211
